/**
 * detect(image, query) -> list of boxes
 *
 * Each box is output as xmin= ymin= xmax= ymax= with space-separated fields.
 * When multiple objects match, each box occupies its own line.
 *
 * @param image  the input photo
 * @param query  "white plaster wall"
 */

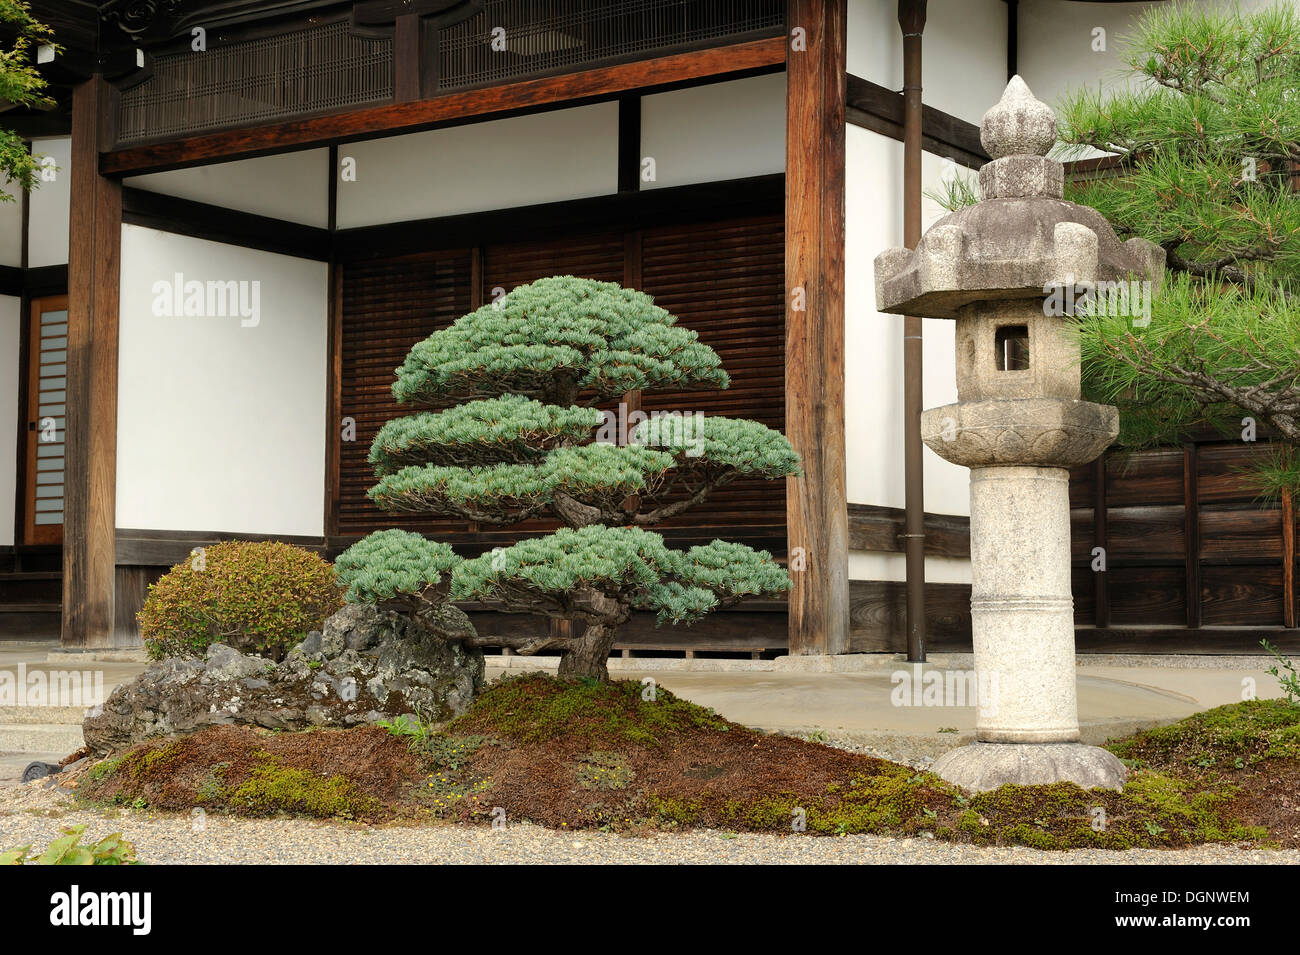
xmin=847 ymin=0 xmax=1008 ymax=125
xmin=116 ymin=225 xmax=328 ymax=537
xmin=335 ymin=103 xmax=618 ymax=228
xmin=28 ymin=137 xmax=70 ymax=268
xmin=849 ymin=551 xmax=972 ymax=584
xmin=0 ymin=294 xmax=20 ymax=546
xmin=125 ymin=149 xmax=330 ymax=228
xmin=846 ymin=125 xmax=973 ymax=582
xmin=1019 ymin=0 xmax=1277 ymax=113
xmin=639 ymin=73 xmax=785 ymax=189
xmin=846 ymin=125 xmax=973 ymax=514
xmin=0 ymin=178 xmax=24 ymax=267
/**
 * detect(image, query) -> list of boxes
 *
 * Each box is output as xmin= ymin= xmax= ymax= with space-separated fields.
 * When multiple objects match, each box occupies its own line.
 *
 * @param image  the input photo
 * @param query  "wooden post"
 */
xmin=63 ymin=77 xmax=122 ymax=648
xmin=394 ymin=15 xmax=439 ymax=102
xmin=785 ymin=0 xmax=849 ymax=654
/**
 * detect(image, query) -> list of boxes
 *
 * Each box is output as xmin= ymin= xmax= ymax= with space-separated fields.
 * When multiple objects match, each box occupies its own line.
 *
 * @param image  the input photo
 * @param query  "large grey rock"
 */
xmin=931 ymin=742 xmax=1128 ymax=793
xmin=83 ymin=604 xmax=485 ymax=756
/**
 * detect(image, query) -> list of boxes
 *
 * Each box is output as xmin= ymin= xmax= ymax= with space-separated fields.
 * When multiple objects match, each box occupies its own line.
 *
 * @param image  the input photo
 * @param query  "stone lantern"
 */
xmin=873 ymin=77 xmax=1164 ymax=792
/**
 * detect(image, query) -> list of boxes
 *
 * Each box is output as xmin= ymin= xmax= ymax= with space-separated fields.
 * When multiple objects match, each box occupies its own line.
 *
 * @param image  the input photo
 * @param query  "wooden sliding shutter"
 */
xmin=639 ymin=214 xmax=787 ymax=546
xmin=481 ymin=230 xmax=625 ymax=293
xmin=338 ymin=251 xmax=473 ymax=535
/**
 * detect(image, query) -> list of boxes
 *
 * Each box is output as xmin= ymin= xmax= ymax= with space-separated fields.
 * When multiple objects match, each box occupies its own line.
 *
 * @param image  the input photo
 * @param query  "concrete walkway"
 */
xmin=0 ymin=639 xmax=1285 ymax=781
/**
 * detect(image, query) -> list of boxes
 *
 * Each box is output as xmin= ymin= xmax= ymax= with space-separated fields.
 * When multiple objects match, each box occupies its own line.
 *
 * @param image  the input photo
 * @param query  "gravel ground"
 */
xmin=0 ymin=805 xmax=1293 ymax=864
xmin=0 ymin=780 xmax=1293 ymax=865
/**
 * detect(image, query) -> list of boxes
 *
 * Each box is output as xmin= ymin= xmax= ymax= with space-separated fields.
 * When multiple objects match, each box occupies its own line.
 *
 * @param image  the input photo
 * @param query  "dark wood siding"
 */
xmin=639 ymin=214 xmax=786 ymax=542
xmin=1069 ymin=437 xmax=1299 ymax=639
xmin=338 ymin=251 xmax=474 ymax=536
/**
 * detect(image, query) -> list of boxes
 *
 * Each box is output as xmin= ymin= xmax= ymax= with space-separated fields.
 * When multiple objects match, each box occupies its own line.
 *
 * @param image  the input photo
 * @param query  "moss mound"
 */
xmin=1103 ymin=698 xmax=1300 ymax=847
xmin=1108 ymin=698 xmax=1300 ymax=770
xmin=448 ymin=671 xmax=732 ymax=746
xmin=77 ymin=725 xmax=421 ymax=822
xmin=71 ymin=678 xmax=1297 ymax=847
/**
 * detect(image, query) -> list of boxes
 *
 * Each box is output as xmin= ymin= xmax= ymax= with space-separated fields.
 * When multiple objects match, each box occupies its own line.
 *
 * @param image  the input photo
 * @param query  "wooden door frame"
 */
xmin=22 ymin=293 xmax=67 ymax=546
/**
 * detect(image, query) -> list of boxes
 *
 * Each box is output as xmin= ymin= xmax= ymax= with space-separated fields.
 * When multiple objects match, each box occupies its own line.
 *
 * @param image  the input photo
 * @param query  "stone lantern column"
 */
xmin=873 ymin=77 xmax=1165 ymax=792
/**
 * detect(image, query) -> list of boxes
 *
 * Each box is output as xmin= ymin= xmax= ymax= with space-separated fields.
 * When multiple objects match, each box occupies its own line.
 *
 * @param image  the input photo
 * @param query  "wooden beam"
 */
xmin=785 ymin=0 xmax=848 ymax=655
xmin=0 ymin=265 xmax=23 ymax=296
xmin=394 ymin=14 xmax=422 ymax=102
xmin=394 ymin=14 xmax=440 ymax=102
xmin=122 ymin=187 xmax=331 ymax=260
xmin=325 ymin=263 xmax=343 ymax=538
xmin=24 ymin=265 xmax=69 ymax=297
xmin=847 ymin=503 xmax=970 ymax=558
xmin=100 ymin=37 xmax=788 ymax=177
xmin=849 ymin=579 xmax=972 ymax=653
xmin=618 ymin=93 xmax=642 ymax=193
xmin=64 ymin=76 xmax=122 ymax=649
xmin=115 ymin=529 xmax=329 ymax=566
xmin=845 ymin=73 xmax=990 ymax=170
xmin=332 ymin=173 xmax=784 ymax=262
xmin=1076 ymin=627 xmax=1300 ymax=655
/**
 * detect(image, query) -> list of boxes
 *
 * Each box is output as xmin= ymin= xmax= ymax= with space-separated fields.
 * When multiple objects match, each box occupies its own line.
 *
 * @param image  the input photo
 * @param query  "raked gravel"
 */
xmin=0 ymin=782 xmax=1293 ymax=865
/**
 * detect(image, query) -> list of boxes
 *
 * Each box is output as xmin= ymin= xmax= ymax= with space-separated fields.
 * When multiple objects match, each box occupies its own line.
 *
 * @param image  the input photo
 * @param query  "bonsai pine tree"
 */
xmin=1055 ymin=2 xmax=1300 ymax=494
xmin=334 ymin=276 xmax=800 ymax=680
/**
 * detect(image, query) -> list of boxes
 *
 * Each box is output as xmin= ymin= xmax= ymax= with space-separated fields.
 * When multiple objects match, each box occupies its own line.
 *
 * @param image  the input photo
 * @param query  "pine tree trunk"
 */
xmin=557 ymin=623 xmax=618 ymax=681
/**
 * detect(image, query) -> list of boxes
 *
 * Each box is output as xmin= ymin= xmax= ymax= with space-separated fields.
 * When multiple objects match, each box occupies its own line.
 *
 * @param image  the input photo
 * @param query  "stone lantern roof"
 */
xmin=874 ymin=76 xmax=1164 ymax=320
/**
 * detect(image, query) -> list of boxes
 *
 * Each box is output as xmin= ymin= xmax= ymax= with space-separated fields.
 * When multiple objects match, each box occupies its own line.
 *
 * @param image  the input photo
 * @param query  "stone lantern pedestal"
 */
xmin=873 ymin=77 xmax=1165 ymax=792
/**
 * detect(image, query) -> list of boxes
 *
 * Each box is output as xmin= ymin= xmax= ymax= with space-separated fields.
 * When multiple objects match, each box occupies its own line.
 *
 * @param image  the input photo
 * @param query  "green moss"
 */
xmin=642 ymin=794 xmax=704 ymax=828
xmin=86 ymin=755 xmax=123 ymax=783
xmin=576 ymin=751 xmax=635 ymax=791
xmin=961 ymin=772 xmax=1265 ymax=850
xmin=227 ymin=760 xmax=378 ymax=819
xmin=1107 ymin=698 xmax=1300 ymax=770
xmin=450 ymin=673 xmax=733 ymax=748
xmin=196 ymin=762 xmax=231 ymax=803
xmin=128 ymin=738 xmax=184 ymax=778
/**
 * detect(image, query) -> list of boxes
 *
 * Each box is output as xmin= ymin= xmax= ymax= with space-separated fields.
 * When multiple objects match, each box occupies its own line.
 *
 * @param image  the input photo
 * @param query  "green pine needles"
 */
xmin=336 ymin=276 xmax=800 ymax=680
xmin=930 ymin=3 xmax=1300 ymax=496
xmin=1056 ymin=1 xmax=1300 ymax=496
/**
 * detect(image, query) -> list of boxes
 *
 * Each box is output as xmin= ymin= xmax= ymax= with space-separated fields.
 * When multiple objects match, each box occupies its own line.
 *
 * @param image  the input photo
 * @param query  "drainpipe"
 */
xmin=1007 ymin=0 xmax=1019 ymax=81
xmin=899 ymin=0 xmax=927 ymax=663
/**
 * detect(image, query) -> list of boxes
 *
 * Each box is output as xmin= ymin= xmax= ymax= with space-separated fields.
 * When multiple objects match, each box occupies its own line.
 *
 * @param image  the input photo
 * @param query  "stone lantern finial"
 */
xmin=980 ymin=75 xmax=1057 ymax=159
xmin=978 ymin=76 xmax=1064 ymax=201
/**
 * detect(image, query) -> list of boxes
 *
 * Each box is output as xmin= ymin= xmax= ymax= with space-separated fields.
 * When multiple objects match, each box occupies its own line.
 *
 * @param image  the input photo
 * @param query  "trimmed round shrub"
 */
xmin=138 ymin=541 xmax=345 ymax=661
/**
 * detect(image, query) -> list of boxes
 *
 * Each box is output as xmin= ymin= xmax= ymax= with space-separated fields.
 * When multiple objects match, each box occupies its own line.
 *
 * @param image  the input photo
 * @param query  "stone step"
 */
xmin=0 ymin=722 xmax=83 ymax=755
